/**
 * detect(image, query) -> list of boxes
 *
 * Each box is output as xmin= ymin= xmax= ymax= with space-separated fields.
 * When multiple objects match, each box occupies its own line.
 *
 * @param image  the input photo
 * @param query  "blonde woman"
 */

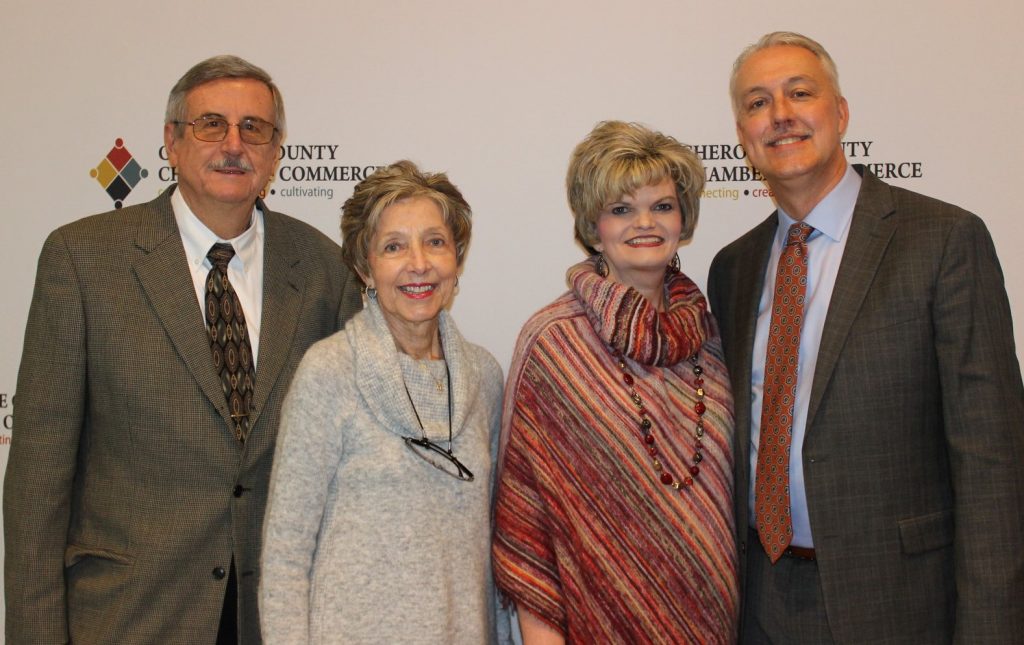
xmin=492 ymin=122 xmax=738 ymax=644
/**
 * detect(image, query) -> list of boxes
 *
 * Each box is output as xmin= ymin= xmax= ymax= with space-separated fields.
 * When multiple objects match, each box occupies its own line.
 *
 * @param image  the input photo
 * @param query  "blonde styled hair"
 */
xmin=341 ymin=160 xmax=472 ymax=283
xmin=566 ymin=121 xmax=704 ymax=255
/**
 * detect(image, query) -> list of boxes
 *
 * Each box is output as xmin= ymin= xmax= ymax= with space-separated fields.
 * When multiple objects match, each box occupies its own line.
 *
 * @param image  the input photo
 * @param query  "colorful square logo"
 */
xmin=91 ymin=138 xmax=148 ymax=208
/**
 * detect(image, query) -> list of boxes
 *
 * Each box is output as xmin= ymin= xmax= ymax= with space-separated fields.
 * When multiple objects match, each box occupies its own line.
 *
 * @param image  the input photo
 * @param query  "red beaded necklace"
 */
xmin=617 ymin=353 xmax=706 ymax=490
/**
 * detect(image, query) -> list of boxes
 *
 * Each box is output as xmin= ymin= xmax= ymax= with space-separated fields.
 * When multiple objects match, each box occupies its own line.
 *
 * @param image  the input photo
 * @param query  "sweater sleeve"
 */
xmin=259 ymin=337 xmax=350 ymax=644
xmin=471 ymin=347 xmax=519 ymax=645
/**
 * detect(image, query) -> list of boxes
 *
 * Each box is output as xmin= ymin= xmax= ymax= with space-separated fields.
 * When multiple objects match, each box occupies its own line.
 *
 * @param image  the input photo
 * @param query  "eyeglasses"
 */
xmin=173 ymin=115 xmax=278 ymax=145
xmin=403 ymin=436 xmax=474 ymax=481
xmin=402 ymin=360 xmax=474 ymax=482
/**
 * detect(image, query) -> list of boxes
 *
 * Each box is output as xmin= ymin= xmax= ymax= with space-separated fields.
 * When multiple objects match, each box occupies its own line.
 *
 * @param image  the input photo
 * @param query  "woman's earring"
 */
xmin=363 ymin=286 xmax=377 ymax=299
xmin=594 ymin=253 xmax=609 ymax=278
xmin=668 ymin=253 xmax=680 ymax=273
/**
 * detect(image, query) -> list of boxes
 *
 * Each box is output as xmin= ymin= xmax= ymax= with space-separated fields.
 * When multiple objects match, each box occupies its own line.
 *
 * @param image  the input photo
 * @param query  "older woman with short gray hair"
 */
xmin=260 ymin=160 xmax=508 ymax=644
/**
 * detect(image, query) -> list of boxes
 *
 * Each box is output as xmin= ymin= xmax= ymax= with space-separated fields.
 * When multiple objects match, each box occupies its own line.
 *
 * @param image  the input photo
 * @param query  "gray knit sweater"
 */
xmin=259 ymin=298 xmax=507 ymax=644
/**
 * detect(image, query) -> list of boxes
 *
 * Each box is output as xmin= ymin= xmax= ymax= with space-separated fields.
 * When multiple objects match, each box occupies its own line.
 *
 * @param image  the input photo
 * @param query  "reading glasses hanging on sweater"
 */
xmin=403 ymin=436 xmax=475 ymax=481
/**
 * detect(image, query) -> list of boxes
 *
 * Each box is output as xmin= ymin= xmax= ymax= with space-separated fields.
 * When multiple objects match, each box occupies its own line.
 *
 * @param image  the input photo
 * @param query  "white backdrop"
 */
xmin=2 ymin=0 xmax=1022 ymax=636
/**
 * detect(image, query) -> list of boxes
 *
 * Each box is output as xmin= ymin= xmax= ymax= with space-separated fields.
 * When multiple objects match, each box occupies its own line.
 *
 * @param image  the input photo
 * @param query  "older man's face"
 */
xmin=164 ymin=78 xmax=279 ymax=218
xmin=733 ymin=45 xmax=848 ymax=195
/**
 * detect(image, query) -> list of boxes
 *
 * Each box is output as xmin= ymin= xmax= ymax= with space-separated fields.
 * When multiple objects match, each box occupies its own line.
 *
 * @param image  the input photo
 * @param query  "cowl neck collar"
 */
xmin=350 ymin=298 xmax=478 ymax=439
xmin=568 ymin=257 xmax=710 ymax=367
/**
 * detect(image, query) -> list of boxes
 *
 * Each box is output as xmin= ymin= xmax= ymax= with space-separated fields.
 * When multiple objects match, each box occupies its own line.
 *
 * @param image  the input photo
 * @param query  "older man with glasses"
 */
xmin=4 ymin=55 xmax=362 ymax=644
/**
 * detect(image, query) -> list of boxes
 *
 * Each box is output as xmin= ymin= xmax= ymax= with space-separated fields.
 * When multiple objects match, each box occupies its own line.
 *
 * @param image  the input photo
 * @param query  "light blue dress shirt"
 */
xmin=749 ymin=164 xmax=861 ymax=547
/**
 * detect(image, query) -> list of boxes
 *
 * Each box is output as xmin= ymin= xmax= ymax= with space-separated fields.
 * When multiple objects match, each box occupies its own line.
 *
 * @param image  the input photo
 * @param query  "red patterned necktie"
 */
xmin=756 ymin=222 xmax=813 ymax=563
xmin=206 ymin=243 xmax=256 ymax=443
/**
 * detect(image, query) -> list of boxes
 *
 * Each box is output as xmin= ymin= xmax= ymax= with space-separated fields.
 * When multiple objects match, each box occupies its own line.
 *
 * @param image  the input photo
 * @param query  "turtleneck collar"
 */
xmin=568 ymin=257 xmax=710 ymax=367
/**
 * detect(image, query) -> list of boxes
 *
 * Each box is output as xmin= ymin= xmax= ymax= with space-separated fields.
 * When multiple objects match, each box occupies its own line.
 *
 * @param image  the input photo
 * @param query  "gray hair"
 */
xmin=341 ymin=160 xmax=473 ymax=284
xmin=730 ymin=31 xmax=842 ymax=114
xmin=165 ymin=55 xmax=286 ymax=139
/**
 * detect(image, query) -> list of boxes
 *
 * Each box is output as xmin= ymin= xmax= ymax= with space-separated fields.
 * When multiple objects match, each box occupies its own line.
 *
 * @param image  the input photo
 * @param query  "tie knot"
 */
xmin=207 ymin=243 xmax=236 ymax=270
xmin=786 ymin=222 xmax=814 ymax=246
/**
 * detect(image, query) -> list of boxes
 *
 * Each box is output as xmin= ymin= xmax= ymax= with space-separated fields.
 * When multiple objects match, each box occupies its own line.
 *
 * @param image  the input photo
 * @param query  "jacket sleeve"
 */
xmin=934 ymin=213 xmax=1024 ymax=642
xmin=4 ymin=229 xmax=87 ymax=644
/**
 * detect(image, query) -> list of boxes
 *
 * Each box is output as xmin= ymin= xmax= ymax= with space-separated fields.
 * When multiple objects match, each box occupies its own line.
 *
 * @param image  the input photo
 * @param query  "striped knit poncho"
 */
xmin=492 ymin=258 xmax=738 ymax=643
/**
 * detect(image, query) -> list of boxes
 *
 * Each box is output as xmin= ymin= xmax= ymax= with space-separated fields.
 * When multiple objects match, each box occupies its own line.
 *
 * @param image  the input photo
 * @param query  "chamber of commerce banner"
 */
xmin=2 ymin=1 xmax=1020 ymax=636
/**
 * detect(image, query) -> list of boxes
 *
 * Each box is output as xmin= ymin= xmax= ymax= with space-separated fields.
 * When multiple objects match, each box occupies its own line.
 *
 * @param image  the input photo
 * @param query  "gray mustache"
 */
xmin=208 ymin=157 xmax=254 ymax=172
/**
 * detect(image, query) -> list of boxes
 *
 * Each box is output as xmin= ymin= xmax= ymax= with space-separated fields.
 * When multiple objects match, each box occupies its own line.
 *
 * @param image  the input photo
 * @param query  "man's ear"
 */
xmin=164 ymin=122 xmax=179 ymax=167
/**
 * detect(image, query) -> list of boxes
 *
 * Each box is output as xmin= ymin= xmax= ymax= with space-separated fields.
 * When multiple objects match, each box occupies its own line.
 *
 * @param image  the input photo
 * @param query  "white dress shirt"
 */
xmin=171 ymin=187 xmax=265 ymax=367
xmin=749 ymin=164 xmax=861 ymax=547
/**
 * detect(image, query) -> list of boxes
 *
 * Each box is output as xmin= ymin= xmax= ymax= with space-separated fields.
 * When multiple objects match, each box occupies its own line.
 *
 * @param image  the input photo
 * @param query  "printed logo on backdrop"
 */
xmin=270 ymin=144 xmax=381 ymax=200
xmin=90 ymin=139 xmax=150 ymax=208
xmin=1 ymin=391 xmax=12 ymax=442
xmin=691 ymin=140 xmax=923 ymax=201
xmin=157 ymin=142 xmax=382 ymax=201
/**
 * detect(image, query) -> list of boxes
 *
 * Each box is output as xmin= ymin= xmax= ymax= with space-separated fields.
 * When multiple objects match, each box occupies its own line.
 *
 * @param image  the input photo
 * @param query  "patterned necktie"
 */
xmin=755 ymin=222 xmax=813 ymax=563
xmin=205 ymin=243 xmax=256 ymax=443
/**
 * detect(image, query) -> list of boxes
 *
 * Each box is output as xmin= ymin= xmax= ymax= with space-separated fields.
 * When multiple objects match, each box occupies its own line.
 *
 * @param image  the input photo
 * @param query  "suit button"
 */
xmin=233 ymin=485 xmax=245 ymax=497
xmin=212 ymin=567 xmax=226 ymax=580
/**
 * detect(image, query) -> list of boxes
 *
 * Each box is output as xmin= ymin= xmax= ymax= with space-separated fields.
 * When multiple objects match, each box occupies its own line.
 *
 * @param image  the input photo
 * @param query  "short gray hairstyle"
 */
xmin=341 ymin=160 xmax=473 ymax=284
xmin=730 ymin=31 xmax=842 ymax=114
xmin=165 ymin=55 xmax=286 ymax=139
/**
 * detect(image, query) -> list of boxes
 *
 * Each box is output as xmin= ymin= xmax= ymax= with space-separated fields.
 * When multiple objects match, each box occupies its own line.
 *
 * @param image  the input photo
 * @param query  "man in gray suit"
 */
xmin=708 ymin=32 xmax=1024 ymax=643
xmin=4 ymin=55 xmax=362 ymax=643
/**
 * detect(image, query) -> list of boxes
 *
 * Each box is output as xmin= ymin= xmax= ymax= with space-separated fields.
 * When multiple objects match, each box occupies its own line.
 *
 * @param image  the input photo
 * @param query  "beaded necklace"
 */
xmin=617 ymin=353 xmax=706 ymax=490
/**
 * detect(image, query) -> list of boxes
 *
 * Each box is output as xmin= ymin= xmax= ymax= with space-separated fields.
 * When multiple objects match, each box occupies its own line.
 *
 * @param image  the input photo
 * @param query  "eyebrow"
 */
xmin=418 ymin=226 xmax=452 ymax=237
xmin=741 ymin=74 xmax=820 ymax=96
xmin=378 ymin=226 xmax=451 ymax=238
xmin=605 ymin=191 xmax=678 ymax=207
xmin=196 ymin=111 xmax=272 ymax=123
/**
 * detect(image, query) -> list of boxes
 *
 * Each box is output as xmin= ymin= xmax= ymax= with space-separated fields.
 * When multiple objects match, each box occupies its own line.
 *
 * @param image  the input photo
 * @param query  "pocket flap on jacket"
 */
xmin=898 ymin=509 xmax=954 ymax=555
xmin=64 ymin=544 xmax=132 ymax=568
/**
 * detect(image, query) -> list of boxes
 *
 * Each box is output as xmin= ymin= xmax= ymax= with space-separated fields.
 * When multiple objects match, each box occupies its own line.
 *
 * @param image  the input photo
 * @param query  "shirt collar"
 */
xmin=776 ymin=164 xmax=861 ymax=244
xmin=171 ymin=186 xmax=263 ymax=270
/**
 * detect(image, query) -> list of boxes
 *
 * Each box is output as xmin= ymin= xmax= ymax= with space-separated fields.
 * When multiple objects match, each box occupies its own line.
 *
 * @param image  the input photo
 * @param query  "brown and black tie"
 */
xmin=205 ymin=243 xmax=256 ymax=442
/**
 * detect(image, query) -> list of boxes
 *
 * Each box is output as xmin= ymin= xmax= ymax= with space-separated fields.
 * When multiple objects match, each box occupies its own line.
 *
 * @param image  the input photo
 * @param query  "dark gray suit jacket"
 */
xmin=708 ymin=166 xmax=1024 ymax=643
xmin=4 ymin=187 xmax=363 ymax=644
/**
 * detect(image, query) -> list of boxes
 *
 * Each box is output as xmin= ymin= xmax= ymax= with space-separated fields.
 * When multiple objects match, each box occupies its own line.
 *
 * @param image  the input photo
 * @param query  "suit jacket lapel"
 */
xmin=250 ymin=205 xmax=304 ymax=429
xmin=729 ymin=214 xmax=777 ymax=533
xmin=133 ymin=188 xmax=236 ymax=429
xmin=806 ymin=169 xmax=896 ymax=430
xmin=732 ymin=216 xmax=778 ymax=430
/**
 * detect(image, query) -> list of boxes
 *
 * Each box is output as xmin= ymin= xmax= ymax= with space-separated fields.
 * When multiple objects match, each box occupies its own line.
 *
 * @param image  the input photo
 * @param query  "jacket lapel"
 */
xmin=731 ymin=216 xmax=777 ymax=425
xmin=132 ymin=188 xmax=236 ymax=429
xmin=250 ymin=206 xmax=304 ymax=429
xmin=730 ymin=215 xmax=777 ymax=532
xmin=806 ymin=169 xmax=896 ymax=431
